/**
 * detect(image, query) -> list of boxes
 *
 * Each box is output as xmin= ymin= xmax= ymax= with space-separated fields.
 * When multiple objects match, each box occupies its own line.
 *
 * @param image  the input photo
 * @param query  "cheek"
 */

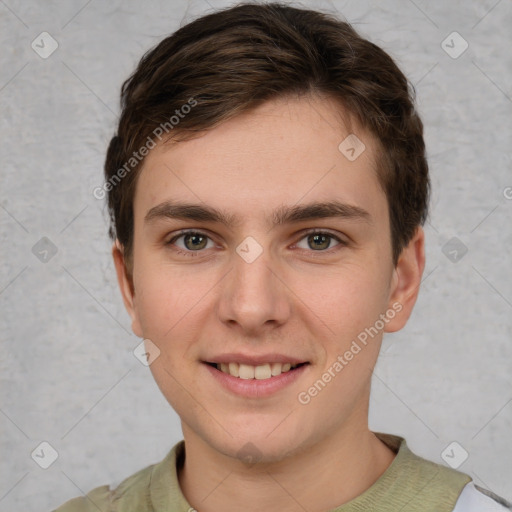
xmin=295 ymin=262 xmax=390 ymax=339
xmin=299 ymin=267 xmax=388 ymax=405
xmin=133 ymin=262 xmax=217 ymax=345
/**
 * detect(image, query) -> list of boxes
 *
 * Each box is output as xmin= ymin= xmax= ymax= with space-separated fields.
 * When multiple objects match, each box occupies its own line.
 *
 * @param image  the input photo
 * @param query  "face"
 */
xmin=114 ymin=95 xmax=424 ymax=463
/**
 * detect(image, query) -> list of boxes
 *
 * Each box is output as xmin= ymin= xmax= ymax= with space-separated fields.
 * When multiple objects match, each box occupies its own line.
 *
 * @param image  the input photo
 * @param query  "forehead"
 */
xmin=133 ymin=95 xmax=386 ymax=225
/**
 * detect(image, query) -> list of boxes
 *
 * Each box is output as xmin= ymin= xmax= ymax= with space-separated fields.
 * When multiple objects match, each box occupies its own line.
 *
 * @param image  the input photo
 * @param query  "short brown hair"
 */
xmin=104 ymin=1 xmax=429 ymax=272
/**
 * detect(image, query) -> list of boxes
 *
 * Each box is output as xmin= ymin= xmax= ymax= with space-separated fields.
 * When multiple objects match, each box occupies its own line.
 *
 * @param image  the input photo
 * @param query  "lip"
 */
xmin=203 ymin=353 xmax=309 ymax=366
xmin=203 ymin=361 xmax=310 ymax=398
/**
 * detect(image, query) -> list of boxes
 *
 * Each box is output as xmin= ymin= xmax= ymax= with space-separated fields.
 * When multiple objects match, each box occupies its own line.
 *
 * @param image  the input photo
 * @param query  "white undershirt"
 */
xmin=452 ymin=482 xmax=512 ymax=511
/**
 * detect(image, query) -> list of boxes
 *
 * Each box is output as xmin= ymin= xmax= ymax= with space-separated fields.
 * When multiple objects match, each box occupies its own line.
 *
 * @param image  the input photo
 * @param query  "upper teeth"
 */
xmin=216 ymin=362 xmax=299 ymax=379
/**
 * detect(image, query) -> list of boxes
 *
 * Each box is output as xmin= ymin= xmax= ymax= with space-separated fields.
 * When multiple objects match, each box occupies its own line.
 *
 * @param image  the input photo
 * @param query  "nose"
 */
xmin=216 ymin=244 xmax=291 ymax=335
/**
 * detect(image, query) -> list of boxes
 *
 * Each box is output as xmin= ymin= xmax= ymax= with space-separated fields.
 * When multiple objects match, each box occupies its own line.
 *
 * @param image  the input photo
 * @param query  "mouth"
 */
xmin=204 ymin=361 xmax=309 ymax=380
xmin=202 ymin=358 xmax=311 ymax=398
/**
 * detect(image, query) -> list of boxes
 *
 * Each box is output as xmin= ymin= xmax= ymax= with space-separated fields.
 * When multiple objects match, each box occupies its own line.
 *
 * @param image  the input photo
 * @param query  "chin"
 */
xmin=201 ymin=420 xmax=312 ymax=465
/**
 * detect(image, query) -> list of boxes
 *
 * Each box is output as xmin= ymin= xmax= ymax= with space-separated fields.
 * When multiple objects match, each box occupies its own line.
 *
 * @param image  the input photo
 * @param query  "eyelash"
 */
xmin=166 ymin=229 xmax=347 ymax=258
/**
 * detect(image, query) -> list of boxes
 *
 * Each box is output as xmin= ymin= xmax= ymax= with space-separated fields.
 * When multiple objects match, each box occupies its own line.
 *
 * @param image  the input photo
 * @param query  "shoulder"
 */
xmin=374 ymin=432 xmax=508 ymax=512
xmin=452 ymin=482 xmax=512 ymax=512
xmin=52 ymin=441 xmax=187 ymax=512
xmin=52 ymin=459 xmax=157 ymax=512
xmin=377 ymin=432 xmax=472 ymax=492
xmin=51 ymin=484 xmax=113 ymax=512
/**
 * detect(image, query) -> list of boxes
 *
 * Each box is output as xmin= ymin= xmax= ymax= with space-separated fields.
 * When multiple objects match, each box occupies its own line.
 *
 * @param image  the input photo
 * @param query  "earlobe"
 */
xmin=384 ymin=227 xmax=425 ymax=333
xmin=112 ymin=240 xmax=143 ymax=338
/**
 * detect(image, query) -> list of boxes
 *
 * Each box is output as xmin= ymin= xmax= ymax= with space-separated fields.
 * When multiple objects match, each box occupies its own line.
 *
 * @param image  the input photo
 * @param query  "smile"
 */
xmin=206 ymin=362 xmax=306 ymax=380
xmin=203 ymin=360 xmax=310 ymax=398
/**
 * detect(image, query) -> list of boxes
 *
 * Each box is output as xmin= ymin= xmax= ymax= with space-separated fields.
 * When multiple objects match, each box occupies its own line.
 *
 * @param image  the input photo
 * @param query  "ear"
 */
xmin=112 ymin=240 xmax=143 ymax=338
xmin=384 ymin=226 xmax=425 ymax=333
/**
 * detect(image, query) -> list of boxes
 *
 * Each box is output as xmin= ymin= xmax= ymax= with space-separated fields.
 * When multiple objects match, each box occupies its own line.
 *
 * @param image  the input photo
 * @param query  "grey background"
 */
xmin=0 ymin=0 xmax=511 ymax=510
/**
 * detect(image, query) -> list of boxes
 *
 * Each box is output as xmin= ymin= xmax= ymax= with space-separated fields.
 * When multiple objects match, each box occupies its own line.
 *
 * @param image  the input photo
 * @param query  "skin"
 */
xmin=113 ymin=94 xmax=425 ymax=512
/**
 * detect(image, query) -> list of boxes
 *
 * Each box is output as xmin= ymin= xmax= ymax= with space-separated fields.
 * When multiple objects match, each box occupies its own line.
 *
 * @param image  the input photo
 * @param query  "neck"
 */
xmin=177 ymin=424 xmax=396 ymax=512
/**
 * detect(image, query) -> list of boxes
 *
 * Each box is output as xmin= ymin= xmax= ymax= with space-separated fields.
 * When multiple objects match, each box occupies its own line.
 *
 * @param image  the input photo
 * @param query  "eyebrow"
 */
xmin=144 ymin=200 xmax=371 ymax=228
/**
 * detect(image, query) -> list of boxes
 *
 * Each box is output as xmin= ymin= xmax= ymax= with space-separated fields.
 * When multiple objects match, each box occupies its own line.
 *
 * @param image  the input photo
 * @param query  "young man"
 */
xmin=55 ymin=2 xmax=511 ymax=511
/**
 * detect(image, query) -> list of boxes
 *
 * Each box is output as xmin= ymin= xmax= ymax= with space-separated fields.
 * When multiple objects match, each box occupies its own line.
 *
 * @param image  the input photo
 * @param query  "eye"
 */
xmin=295 ymin=230 xmax=344 ymax=252
xmin=166 ymin=228 xmax=346 ymax=258
xmin=167 ymin=230 xmax=215 ymax=256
